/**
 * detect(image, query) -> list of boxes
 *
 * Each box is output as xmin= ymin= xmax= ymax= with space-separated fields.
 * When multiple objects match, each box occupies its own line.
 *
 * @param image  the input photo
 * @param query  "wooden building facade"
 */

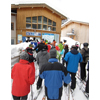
xmin=11 ymin=3 xmax=67 ymax=44
xmin=61 ymin=20 xmax=89 ymax=44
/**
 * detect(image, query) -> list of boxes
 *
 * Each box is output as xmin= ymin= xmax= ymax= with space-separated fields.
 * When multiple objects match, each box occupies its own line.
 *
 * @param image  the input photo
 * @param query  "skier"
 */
xmin=34 ymin=39 xmax=47 ymax=53
xmin=51 ymin=39 xmax=56 ymax=47
xmin=80 ymin=43 xmax=89 ymax=81
xmin=62 ymin=44 xmax=69 ymax=66
xmin=64 ymin=45 xmax=83 ymax=92
xmin=63 ymin=40 xmax=67 ymax=46
xmin=11 ymin=51 xmax=35 ymax=100
xmin=47 ymin=42 xmax=51 ymax=53
xmin=58 ymin=41 xmax=64 ymax=62
xmin=36 ymin=45 xmax=50 ymax=90
xmin=40 ymin=48 xmax=71 ymax=100
xmin=26 ymin=44 xmax=36 ymax=72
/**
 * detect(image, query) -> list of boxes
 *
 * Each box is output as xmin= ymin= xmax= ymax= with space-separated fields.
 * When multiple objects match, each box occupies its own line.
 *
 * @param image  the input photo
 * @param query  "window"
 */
xmin=26 ymin=17 xmax=31 ymax=23
xmin=38 ymin=16 xmax=42 ymax=23
xmin=48 ymin=26 xmax=52 ymax=31
xmin=32 ymin=24 xmax=37 ymax=29
xmin=52 ymin=27 xmax=56 ymax=31
xmin=26 ymin=24 xmax=31 ymax=29
xmin=48 ymin=19 xmax=52 ymax=25
xmin=32 ymin=17 xmax=37 ymax=23
xmin=26 ymin=16 xmax=56 ymax=31
xmin=11 ymin=39 xmax=14 ymax=44
xmin=53 ymin=21 xmax=56 ymax=26
xmin=38 ymin=24 xmax=42 ymax=29
xmin=43 ymin=17 xmax=47 ymax=24
xmin=11 ymin=22 xmax=14 ymax=30
xmin=43 ymin=25 xmax=47 ymax=30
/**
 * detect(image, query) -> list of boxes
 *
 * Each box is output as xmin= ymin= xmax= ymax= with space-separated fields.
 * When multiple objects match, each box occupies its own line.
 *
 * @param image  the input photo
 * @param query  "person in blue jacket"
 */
xmin=40 ymin=48 xmax=71 ymax=100
xmin=64 ymin=45 xmax=83 ymax=92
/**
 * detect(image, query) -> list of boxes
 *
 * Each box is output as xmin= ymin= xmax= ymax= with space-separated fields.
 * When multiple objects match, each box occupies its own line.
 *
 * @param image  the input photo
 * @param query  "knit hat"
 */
xmin=20 ymin=51 xmax=29 ymax=61
xmin=83 ymin=43 xmax=88 ymax=47
xmin=50 ymin=48 xmax=57 ymax=58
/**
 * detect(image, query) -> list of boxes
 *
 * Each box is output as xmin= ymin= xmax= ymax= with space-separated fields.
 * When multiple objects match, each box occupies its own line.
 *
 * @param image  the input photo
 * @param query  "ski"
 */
xmin=31 ymin=85 xmax=34 ymax=100
xmin=76 ymin=81 xmax=89 ymax=99
xmin=33 ymin=86 xmax=43 ymax=100
xmin=64 ymin=86 xmax=70 ymax=100
xmin=69 ymin=85 xmax=74 ymax=100
xmin=81 ymin=89 xmax=89 ymax=99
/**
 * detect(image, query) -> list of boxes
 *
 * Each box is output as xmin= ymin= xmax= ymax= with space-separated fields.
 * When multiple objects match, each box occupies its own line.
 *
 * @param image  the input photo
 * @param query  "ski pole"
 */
xmin=31 ymin=85 xmax=33 ymax=100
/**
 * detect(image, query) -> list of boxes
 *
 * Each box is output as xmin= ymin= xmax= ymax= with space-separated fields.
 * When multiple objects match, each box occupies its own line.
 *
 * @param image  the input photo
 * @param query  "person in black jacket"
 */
xmin=34 ymin=39 xmax=48 ymax=53
xmin=80 ymin=43 xmax=89 ymax=81
xmin=26 ymin=44 xmax=36 ymax=70
xmin=62 ymin=44 xmax=69 ymax=66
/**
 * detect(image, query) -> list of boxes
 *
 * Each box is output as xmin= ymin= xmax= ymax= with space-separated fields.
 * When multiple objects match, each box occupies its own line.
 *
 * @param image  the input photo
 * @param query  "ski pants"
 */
xmin=64 ymin=72 xmax=76 ymax=90
xmin=12 ymin=95 xmax=28 ymax=100
xmin=85 ymin=72 xmax=89 ymax=93
xmin=37 ymin=76 xmax=43 ymax=87
xmin=80 ymin=62 xmax=86 ymax=80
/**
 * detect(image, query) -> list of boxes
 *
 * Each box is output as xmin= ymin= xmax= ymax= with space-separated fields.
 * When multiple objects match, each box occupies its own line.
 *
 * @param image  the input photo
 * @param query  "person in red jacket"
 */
xmin=47 ymin=42 xmax=51 ymax=53
xmin=11 ymin=51 xmax=35 ymax=100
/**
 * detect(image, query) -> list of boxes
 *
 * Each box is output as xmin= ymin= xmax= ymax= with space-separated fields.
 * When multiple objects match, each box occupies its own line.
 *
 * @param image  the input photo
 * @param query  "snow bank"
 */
xmin=11 ymin=42 xmax=31 ymax=58
xmin=61 ymin=37 xmax=80 ymax=49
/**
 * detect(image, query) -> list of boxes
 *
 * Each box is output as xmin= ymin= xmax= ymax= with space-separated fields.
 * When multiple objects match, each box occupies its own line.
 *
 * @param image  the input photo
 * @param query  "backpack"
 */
xmin=83 ymin=48 xmax=89 ymax=62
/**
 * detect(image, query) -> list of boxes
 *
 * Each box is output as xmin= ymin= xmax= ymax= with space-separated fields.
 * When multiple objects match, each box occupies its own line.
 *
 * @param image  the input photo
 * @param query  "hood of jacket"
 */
xmin=40 ymin=50 xmax=48 ymax=56
xmin=70 ymin=49 xmax=79 ymax=55
xmin=48 ymin=58 xmax=58 ymax=63
xmin=19 ymin=59 xmax=29 ymax=64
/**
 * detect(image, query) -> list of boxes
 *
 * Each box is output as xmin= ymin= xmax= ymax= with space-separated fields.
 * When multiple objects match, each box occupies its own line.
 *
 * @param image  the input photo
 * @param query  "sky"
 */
xmin=11 ymin=0 xmax=91 ymax=23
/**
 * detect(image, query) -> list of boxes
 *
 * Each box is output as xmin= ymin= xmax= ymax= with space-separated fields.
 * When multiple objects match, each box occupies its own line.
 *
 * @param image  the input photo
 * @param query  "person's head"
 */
xmin=29 ymin=44 xmax=33 ymax=48
xmin=65 ymin=44 xmax=68 ymax=49
xmin=53 ymin=39 xmax=55 ymax=42
xmin=20 ymin=51 xmax=29 ymax=61
xmin=42 ymin=45 xmax=48 ymax=50
xmin=64 ymin=40 xmax=67 ymax=43
xmin=83 ymin=43 xmax=89 ymax=47
xmin=60 ymin=41 xmax=62 ymax=44
xmin=48 ymin=42 xmax=51 ymax=44
xmin=50 ymin=48 xmax=57 ymax=58
xmin=71 ymin=45 xmax=77 ymax=50
xmin=41 ymin=39 xmax=44 ymax=43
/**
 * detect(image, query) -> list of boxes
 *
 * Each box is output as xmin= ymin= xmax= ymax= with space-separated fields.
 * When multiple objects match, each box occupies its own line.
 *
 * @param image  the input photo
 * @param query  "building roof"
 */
xmin=61 ymin=19 xmax=89 ymax=28
xmin=11 ymin=2 xmax=67 ymax=20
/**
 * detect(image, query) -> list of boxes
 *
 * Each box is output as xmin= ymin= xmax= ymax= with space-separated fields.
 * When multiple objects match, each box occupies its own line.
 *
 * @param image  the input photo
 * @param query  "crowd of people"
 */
xmin=11 ymin=38 xmax=89 ymax=100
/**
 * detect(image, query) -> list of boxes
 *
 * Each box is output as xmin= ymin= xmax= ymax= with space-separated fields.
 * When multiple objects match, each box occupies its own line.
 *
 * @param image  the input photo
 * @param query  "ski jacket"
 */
xmin=11 ymin=59 xmax=35 ymax=97
xmin=34 ymin=42 xmax=45 ymax=53
xmin=51 ymin=41 xmax=56 ymax=46
xmin=36 ymin=50 xmax=50 ymax=71
xmin=58 ymin=43 xmax=64 ymax=51
xmin=64 ymin=49 xmax=83 ymax=73
xmin=80 ymin=47 xmax=89 ymax=63
xmin=47 ymin=44 xmax=51 ymax=53
xmin=64 ymin=48 xmax=69 ymax=57
xmin=40 ymin=58 xmax=71 ymax=99
xmin=55 ymin=46 xmax=60 ymax=51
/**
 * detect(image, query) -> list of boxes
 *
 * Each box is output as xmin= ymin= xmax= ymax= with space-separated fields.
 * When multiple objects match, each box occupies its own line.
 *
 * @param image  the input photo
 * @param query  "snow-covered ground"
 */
xmin=11 ymin=41 xmax=88 ymax=100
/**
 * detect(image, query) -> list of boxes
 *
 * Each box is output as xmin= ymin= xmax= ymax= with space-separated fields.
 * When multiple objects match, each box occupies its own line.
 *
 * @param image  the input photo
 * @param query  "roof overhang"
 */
xmin=11 ymin=3 xmax=67 ymax=20
xmin=61 ymin=20 xmax=89 ymax=29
